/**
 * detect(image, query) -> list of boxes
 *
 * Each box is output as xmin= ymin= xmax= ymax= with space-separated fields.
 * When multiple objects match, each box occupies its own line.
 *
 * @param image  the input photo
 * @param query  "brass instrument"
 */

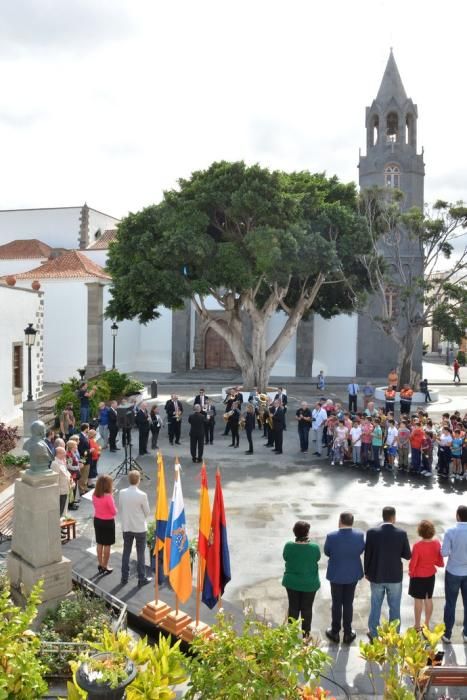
xmin=223 ymin=410 xmax=233 ymax=422
xmin=174 ymin=409 xmax=182 ymax=422
xmin=240 ymin=416 xmax=246 ymax=430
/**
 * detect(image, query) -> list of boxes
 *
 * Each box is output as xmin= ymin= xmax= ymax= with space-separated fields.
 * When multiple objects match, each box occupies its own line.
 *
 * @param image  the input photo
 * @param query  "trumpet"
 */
xmin=174 ymin=409 xmax=182 ymax=422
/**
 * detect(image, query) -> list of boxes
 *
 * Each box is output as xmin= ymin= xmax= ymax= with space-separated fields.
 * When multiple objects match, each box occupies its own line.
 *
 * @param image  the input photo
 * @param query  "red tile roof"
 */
xmin=87 ymin=228 xmax=117 ymax=250
xmin=11 ymin=251 xmax=111 ymax=280
xmin=0 ymin=239 xmax=52 ymax=259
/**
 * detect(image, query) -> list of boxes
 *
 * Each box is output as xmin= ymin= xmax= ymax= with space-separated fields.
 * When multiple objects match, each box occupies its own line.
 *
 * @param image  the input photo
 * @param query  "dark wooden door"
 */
xmin=205 ymin=326 xmax=238 ymax=369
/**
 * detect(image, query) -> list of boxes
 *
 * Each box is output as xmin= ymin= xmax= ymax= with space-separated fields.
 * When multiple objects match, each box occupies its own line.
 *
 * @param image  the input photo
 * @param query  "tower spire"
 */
xmin=376 ymin=49 xmax=407 ymax=106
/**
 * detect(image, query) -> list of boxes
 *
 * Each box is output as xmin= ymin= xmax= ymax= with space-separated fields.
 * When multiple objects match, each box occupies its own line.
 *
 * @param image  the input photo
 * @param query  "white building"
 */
xmin=0 ymin=285 xmax=43 ymax=423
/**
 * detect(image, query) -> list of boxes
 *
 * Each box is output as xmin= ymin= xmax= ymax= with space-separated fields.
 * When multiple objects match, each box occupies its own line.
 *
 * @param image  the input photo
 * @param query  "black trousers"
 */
xmin=230 ymin=424 xmax=239 ymax=446
xmin=275 ymin=428 xmax=283 ymax=453
xmin=246 ymin=427 xmax=253 ymax=452
xmin=190 ymin=434 xmax=204 ymax=460
xmin=400 ymin=400 xmax=412 ymax=415
xmin=330 ymin=582 xmax=357 ymax=635
xmin=298 ymin=424 xmax=310 ymax=451
xmin=150 ymin=427 xmax=160 ymax=449
xmin=138 ymin=428 xmax=149 ymax=455
xmin=168 ymin=419 xmax=181 ymax=444
xmin=122 ymin=427 xmax=132 ymax=446
xmin=348 ymin=394 xmax=357 ymax=412
xmin=205 ymin=421 xmax=214 ymax=444
xmin=59 ymin=494 xmax=67 ymax=516
xmin=109 ymin=424 xmax=119 ymax=450
xmin=286 ymin=588 xmax=316 ymax=635
xmin=385 ymin=401 xmax=395 ymax=414
xmin=266 ymin=425 xmax=275 ymax=446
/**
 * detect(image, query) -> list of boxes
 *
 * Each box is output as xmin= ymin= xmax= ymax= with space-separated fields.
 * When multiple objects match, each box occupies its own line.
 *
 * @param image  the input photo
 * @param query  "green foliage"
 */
xmin=359 ymin=619 xmax=445 ymax=699
xmin=0 ymin=580 xmax=48 ymax=699
xmin=0 ymin=423 xmax=19 ymax=459
xmin=82 ymin=654 xmax=129 ymax=688
xmin=1 ymin=453 xmax=29 ymax=467
xmin=55 ymin=384 xmax=80 ymax=423
xmin=124 ymin=378 xmax=145 ymax=396
xmin=100 ymin=369 xmax=129 ymax=397
xmin=39 ymin=589 xmax=114 ymax=676
xmin=106 ymin=161 xmax=370 ymax=325
xmin=186 ymin=610 xmax=331 ymax=700
xmin=458 ymin=350 xmax=466 ymax=366
xmin=68 ymin=628 xmax=188 ymax=699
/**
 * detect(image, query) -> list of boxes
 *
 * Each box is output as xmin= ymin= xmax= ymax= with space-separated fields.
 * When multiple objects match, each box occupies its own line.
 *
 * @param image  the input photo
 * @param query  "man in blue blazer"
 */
xmin=364 ymin=506 xmax=411 ymax=640
xmin=324 ymin=512 xmax=365 ymax=644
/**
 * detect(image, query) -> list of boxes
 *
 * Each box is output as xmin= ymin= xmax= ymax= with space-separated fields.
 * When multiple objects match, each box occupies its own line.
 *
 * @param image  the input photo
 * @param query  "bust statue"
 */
xmin=23 ymin=420 xmax=53 ymax=475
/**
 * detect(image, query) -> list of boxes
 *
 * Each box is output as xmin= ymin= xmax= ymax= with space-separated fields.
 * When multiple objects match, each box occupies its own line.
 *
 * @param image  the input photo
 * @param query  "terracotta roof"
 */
xmin=87 ymin=228 xmax=117 ymax=250
xmin=0 ymin=239 xmax=52 ymax=259
xmin=11 ymin=251 xmax=111 ymax=280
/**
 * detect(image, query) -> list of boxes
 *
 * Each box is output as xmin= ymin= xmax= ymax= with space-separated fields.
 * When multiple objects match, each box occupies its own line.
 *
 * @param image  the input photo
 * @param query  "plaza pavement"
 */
xmin=59 ymin=370 xmax=467 ymax=697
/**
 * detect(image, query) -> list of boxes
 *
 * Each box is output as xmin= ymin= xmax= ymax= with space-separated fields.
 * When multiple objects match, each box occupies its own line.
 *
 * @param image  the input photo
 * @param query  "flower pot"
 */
xmin=76 ymin=652 xmax=136 ymax=700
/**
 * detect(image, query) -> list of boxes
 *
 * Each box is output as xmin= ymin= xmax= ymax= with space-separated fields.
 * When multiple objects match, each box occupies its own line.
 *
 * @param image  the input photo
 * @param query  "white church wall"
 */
xmin=103 ymin=315 xmax=140 ymax=375
xmin=34 ymin=280 xmax=88 ymax=382
xmin=267 ymin=312 xmax=296 ymax=377
xmin=0 ymin=208 xmax=82 ymax=249
xmin=82 ymin=249 xmax=108 ymax=268
xmin=312 ymin=313 xmax=358 ymax=377
xmin=87 ymin=210 xmax=119 ymax=244
xmin=0 ymin=286 xmax=42 ymax=423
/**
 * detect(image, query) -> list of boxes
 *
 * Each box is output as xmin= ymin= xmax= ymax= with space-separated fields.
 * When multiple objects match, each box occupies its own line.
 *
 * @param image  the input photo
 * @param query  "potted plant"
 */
xmin=359 ymin=619 xmax=445 ymax=698
xmin=186 ymin=608 xmax=332 ymax=699
xmin=75 ymin=652 xmax=136 ymax=700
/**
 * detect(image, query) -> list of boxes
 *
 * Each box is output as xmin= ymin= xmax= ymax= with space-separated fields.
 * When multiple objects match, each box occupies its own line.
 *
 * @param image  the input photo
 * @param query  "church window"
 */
xmin=406 ymin=112 xmax=415 ymax=147
xmin=384 ymin=164 xmax=400 ymax=188
xmin=12 ymin=342 xmax=23 ymax=403
xmin=371 ymin=115 xmax=379 ymax=146
xmin=386 ymin=112 xmax=398 ymax=143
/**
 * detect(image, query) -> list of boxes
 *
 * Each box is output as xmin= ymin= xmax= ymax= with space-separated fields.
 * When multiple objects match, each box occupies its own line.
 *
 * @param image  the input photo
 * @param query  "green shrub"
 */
xmin=457 ymin=350 xmax=466 ymax=366
xmin=124 ymin=378 xmax=145 ymax=396
xmin=55 ymin=384 xmax=80 ymax=424
xmin=2 ymin=453 xmax=29 ymax=467
xmin=100 ymin=370 xmax=129 ymax=399
xmin=0 ymin=580 xmax=48 ymax=699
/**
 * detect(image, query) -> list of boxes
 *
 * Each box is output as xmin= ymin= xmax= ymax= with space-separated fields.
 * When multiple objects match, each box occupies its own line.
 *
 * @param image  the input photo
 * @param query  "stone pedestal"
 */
xmin=180 ymin=619 xmax=212 ymax=643
xmin=140 ymin=599 xmax=172 ymax=625
xmin=159 ymin=609 xmax=192 ymax=636
xmin=7 ymin=471 xmax=72 ymax=604
xmin=21 ymin=400 xmax=39 ymax=438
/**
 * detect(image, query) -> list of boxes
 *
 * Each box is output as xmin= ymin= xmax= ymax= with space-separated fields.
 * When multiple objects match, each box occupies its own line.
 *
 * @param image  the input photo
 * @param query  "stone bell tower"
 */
xmin=357 ymin=49 xmax=425 ymax=378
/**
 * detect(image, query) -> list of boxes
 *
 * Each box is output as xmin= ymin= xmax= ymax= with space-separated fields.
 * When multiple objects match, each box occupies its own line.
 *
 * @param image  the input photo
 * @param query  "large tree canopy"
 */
xmin=106 ymin=161 xmax=372 ymax=388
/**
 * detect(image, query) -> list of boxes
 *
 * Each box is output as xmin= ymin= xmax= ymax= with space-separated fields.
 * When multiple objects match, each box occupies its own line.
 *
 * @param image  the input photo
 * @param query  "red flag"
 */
xmin=202 ymin=470 xmax=231 ymax=609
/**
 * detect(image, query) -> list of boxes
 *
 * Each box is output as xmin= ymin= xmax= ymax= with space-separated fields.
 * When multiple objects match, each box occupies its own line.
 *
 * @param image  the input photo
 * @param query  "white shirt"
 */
xmin=312 ymin=407 xmax=327 ymax=429
xmin=386 ymin=426 xmax=398 ymax=446
xmin=350 ymin=426 xmax=362 ymax=447
xmin=118 ymin=485 xmax=150 ymax=533
xmin=51 ymin=458 xmax=71 ymax=496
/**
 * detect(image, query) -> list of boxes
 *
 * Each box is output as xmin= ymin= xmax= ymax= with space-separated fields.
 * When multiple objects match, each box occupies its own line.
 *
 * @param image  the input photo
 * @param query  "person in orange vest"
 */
xmin=384 ymin=387 xmax=396 ymax=414
xmin=400 ymin=384 xmax=414 ymax=415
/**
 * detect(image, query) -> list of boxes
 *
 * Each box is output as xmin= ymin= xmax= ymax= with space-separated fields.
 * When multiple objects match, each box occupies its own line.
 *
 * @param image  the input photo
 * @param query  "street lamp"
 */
xmin=111 ymin=322 xmax=119 ymax=370
xmin=24 ymin=323 xmax=37 ymax=401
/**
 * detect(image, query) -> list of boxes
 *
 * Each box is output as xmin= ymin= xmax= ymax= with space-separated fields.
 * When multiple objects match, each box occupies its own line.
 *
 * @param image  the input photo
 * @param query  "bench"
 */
xmin=423 ymin=664 xmax=467 ymax=688
xmin=60 ymin=518 xmax=77 ymax=543
xmin=0 ymin=495 xmax=14 ymax=543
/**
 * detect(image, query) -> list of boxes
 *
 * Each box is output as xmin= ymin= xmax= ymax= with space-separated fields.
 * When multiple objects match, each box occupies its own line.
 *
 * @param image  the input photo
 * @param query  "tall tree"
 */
xmin=356 ymin=188 xmax=467 ymax=385
xmin=106 ymin=161 xmax=371 ymax=389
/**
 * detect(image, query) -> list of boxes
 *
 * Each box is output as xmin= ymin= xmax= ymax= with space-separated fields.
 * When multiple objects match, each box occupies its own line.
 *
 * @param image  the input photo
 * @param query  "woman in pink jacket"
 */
xmin=92 ymin=474 xmax=117 ymax=575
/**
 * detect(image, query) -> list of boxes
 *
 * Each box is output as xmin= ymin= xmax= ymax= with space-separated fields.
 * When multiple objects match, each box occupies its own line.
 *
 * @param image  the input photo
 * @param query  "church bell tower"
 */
xmin=357 ymin=50 xmax=425 ymax=377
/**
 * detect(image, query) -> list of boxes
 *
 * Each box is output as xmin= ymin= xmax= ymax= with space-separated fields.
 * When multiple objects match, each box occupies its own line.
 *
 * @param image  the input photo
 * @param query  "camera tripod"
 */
xmin=110 ymin=438 xmax=150 ymax=481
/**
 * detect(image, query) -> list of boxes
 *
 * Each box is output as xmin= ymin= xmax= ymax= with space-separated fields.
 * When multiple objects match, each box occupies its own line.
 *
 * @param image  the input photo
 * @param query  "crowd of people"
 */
xmin=282 ymin=505 xmax=467 ymax=645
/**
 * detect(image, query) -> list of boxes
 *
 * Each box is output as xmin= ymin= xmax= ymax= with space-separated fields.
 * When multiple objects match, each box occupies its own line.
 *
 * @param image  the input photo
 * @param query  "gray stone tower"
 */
xmin=357 ymin=50 xmax=425 ymax=378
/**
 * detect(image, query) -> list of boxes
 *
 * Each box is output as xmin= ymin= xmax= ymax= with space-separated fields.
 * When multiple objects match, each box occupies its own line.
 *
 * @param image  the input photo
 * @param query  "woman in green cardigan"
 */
xmin=282 ymin=520 xmax=321 ymax=638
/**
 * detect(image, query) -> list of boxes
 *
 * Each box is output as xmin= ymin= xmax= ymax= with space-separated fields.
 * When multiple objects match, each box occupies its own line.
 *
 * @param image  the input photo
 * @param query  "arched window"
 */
xmin=384 ymin=163 xmax=400 ymax=188
xmin=371 ymin=114 xmax=379 ymax=146
xmin=386 ymin=112 xmax=398 ymax=143
xmin=406 ymin=112 xmax=415 ymax=147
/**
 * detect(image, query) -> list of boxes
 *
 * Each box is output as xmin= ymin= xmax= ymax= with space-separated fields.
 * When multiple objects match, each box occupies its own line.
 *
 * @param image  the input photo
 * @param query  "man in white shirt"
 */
xmin=347 ymin=380 xmax=360 ymax=413
xmin=312 ymin=402 xmax=328 ymax=456
xmin=119 ymin=470 xmax=152 ymax=587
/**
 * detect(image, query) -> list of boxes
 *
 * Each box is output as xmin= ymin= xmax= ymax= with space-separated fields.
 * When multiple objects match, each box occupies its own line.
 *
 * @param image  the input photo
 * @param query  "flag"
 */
xmin=197 ymin=463 xmax=211 ymax=587
xmin=155 ymin=452 xmax=168 ymax=555
xmin=202 ymin=469 xmax=231 ymax=609
xmin=164 ymin=462 xmax=192 ymax=603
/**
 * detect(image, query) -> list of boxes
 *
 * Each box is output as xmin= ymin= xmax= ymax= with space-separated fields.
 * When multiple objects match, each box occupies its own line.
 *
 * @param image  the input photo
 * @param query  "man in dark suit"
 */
xmin=188 ymin=404 xmax=206 ymax=462
xmin=108 ymin=400 xmax=120 ymax=452
xmin=364 ymin=506 xmax=411 ymax=640
xmin=272 ymin=399 xmax=285 ymax=454
xmin=135 ymin=402 xmax=150 ymax=456
xmin=274 ymin=387 xmax=288 ymax=429
xmin=194 ymin=388 xmax=208 ymax=414
xmin=324 ymin=512 xmax=365 ymax=644
xmin=165 ymin=394 xmax=183 ymax=445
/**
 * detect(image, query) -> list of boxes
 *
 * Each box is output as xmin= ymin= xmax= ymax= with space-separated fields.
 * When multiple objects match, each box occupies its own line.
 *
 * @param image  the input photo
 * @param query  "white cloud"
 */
xmin=0 ymin=0 xmax=465 ymax=217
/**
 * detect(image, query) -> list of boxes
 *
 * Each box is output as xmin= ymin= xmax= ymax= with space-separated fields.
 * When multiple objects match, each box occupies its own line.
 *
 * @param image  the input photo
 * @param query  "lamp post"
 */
xmin=111 ymin=322 xmax=119 ymax=370
xmin=24 ymin=323 xmax=37 ymax=401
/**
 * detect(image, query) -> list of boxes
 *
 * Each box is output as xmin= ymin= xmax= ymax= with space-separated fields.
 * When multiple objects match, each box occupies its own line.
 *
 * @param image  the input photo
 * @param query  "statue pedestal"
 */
xmin=141 ymin=599 xmax=172 ymax=625
xmin=159 ymin=609 xmax=192 ymax=636
xmin=7 ymin=471 xmax=72 ymax=606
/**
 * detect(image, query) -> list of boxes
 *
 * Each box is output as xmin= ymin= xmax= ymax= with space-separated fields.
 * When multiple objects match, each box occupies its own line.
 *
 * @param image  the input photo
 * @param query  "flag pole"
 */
xmin=154 ymin=451 xmax=160 ymax=605
xmin=174 ymin=459 xmax=180 ymax=616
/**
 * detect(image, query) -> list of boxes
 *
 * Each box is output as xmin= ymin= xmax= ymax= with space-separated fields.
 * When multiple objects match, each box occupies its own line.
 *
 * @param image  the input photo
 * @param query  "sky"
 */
xmin=0 ymin=0 xmax=466 ymax=219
